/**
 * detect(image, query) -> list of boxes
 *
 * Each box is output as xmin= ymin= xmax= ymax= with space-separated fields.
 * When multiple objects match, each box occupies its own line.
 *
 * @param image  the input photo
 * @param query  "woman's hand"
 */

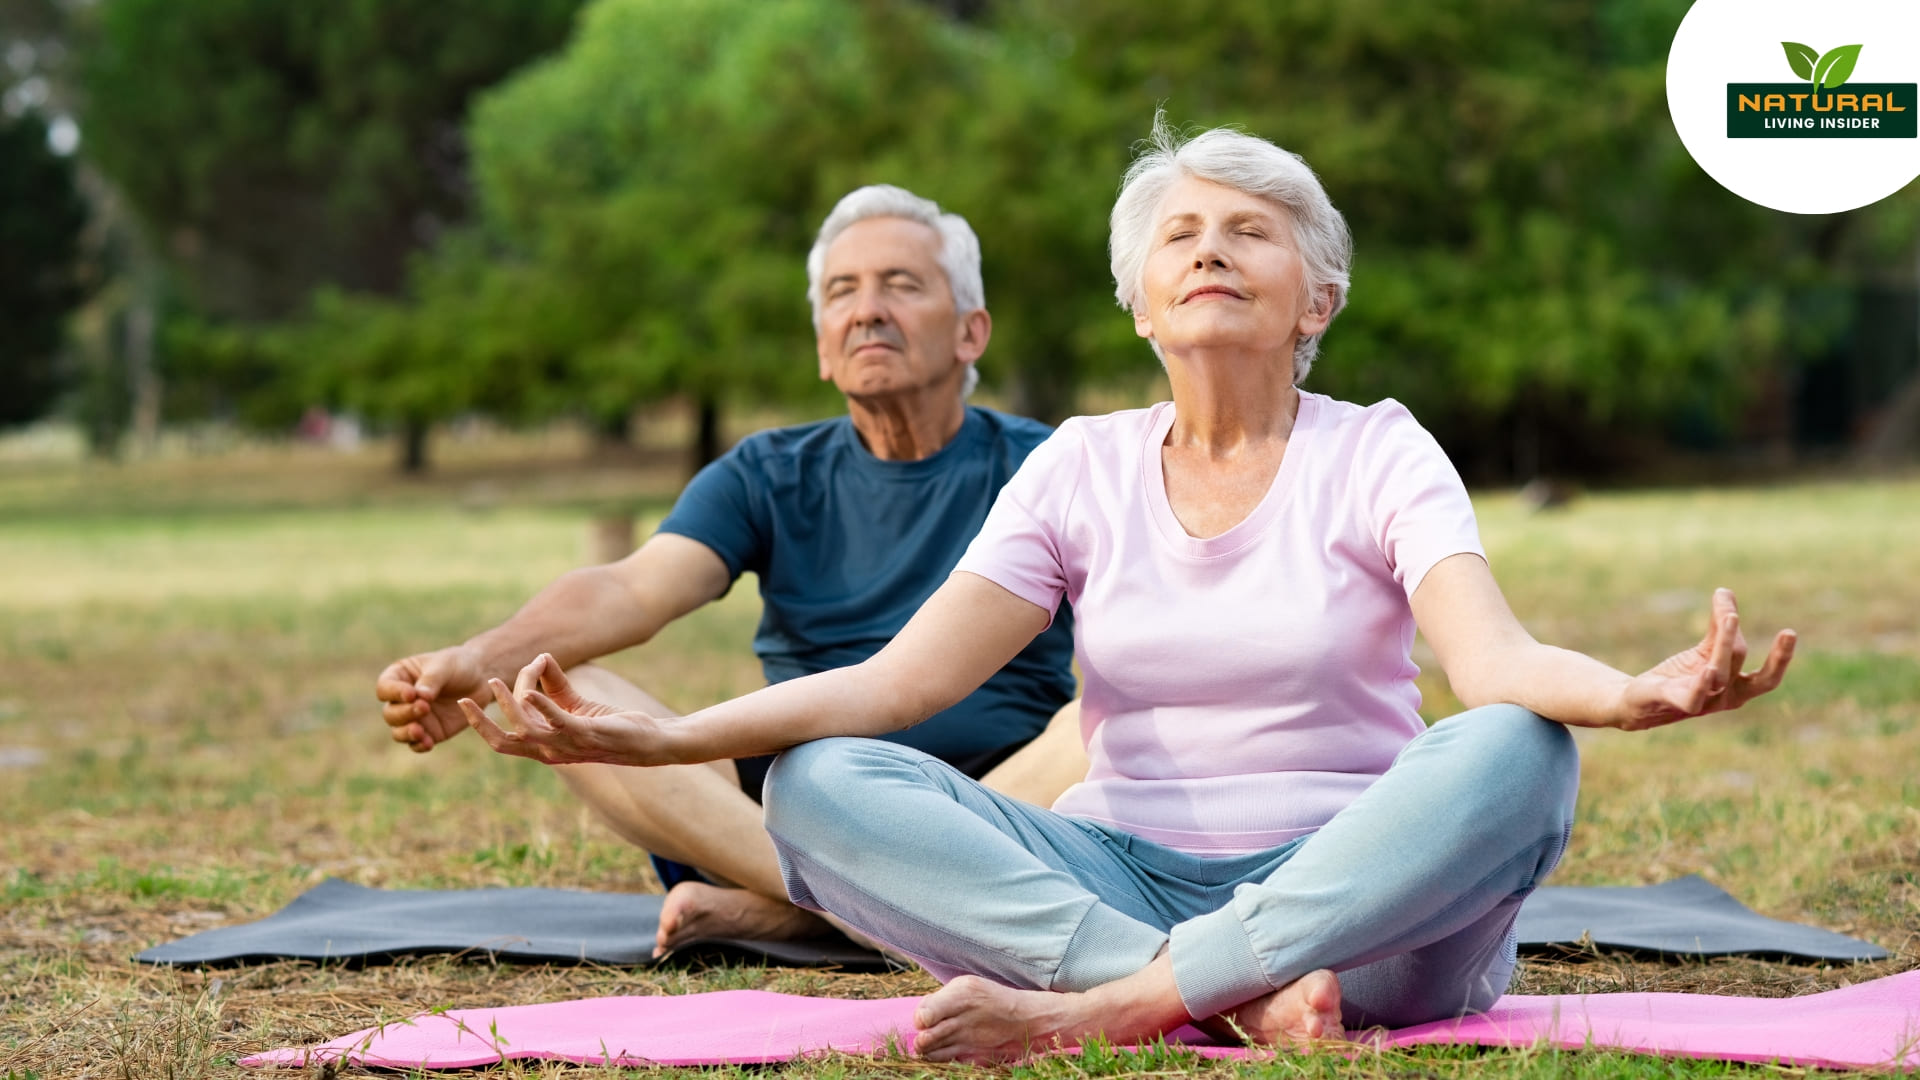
xmin=459 ymin=653 xmax=671 ymax=766
xmin=1616 ymin=588 xmax=1796 ymax=731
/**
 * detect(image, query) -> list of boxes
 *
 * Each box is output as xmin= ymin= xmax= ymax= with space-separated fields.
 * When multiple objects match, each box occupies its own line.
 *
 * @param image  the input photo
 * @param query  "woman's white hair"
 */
xmin=1109 ymin=116 xmax=1352 ymax=384
xmin=806 ymin=184 xmax=983 ymax=398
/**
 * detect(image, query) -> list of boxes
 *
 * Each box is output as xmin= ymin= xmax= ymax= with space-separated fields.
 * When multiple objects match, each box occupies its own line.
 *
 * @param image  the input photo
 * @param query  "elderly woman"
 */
xmin=464 ymin=121 xmax=1794 ymax=1061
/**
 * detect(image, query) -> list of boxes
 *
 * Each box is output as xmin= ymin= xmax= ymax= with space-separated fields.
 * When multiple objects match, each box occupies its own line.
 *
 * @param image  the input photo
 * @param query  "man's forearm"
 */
xmin=463 ymin=565 xmax=664 ymax=682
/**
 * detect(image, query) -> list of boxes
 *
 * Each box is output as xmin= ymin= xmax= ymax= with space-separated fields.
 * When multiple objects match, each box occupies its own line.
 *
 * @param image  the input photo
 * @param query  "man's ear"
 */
xmin=817 ymin=338 xmax=834 ymax=382
xmin=955 ymin=308 xmax=992 ymax=364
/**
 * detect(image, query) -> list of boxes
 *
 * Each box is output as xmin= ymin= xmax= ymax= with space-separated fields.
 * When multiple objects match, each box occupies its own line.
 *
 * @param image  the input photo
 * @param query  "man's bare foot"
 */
xmin=653 ymin=881 xmax=830 ymax=957
xmin=1198 ymin=969 xmax=1343 ymax=1048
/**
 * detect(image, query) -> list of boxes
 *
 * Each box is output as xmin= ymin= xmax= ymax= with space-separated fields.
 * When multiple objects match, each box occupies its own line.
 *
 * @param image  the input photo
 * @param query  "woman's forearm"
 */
xmin=471 ymin=573 xmax=1052 ymax=770
xmin=656 ymin=571 xmax=1052 ymax=764
xmin=1457 ymin=641 xmax=1633 ymax=728
xmin=659 ymin=660 xmax=923 ymax=764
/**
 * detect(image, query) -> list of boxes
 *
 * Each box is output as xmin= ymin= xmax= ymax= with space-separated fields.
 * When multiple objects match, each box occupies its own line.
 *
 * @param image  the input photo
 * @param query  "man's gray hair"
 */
xmin=1109 ymin=117 xmax=1352 ymax=384
xmin=807 ymin=184 xmax=984 ymax=397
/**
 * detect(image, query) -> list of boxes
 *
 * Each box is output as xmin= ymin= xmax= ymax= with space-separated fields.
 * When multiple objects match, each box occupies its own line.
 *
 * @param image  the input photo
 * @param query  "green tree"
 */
xmin=866 ymin=27 xmax=1131 ymax=422
xmin=1002 ymin=0 xmax=1912 ymax=477
xmin=0 ymin=110 xmax=88 ymax=427
xmin=72 ymin=0 xmax=583 ymax=463
xmin=77 ymin=0 xmax=584 ymax=320
xmin=320 ymin=0 xmax=1106 ymax=467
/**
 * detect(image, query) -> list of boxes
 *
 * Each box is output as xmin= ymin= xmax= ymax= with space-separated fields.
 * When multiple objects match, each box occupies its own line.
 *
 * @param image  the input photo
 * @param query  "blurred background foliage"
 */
xmin=3 ymin=0 xmax=1918 ymax=478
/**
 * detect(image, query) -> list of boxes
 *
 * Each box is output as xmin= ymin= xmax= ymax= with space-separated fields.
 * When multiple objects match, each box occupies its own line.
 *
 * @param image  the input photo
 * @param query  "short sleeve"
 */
xmin=952 ymin=421 xmax=1082 ymax=626
xmin=655 ymin=449 xmax=767 ymax=581
xmin=1356 ymin=401 xmax=1484 ymax=599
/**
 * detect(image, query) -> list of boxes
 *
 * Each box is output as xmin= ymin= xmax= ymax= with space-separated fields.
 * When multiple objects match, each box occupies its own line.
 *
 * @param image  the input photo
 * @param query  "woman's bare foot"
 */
xmin=910 ymin=966 xmax=1343 ymax=1063
xmin=912 ymin=975 xmax=1098 ymax=1063
xmin=653 ymin=881 xmax=831 ymax=957
xmin=1199 ymin=969 xmax=1343 ymax=1048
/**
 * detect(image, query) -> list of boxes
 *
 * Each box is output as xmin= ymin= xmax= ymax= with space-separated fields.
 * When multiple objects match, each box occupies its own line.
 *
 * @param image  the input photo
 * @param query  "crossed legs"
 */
xmin=764 ymin=705 xmax=1581 ymax=1061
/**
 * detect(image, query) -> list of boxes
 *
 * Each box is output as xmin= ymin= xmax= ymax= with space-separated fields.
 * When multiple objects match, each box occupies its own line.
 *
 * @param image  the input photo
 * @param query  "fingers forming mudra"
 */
xmin=459 ymin=654 xmax=640 ymax=765
xmin=1624 ymin=588 xmax=1796 ymax=729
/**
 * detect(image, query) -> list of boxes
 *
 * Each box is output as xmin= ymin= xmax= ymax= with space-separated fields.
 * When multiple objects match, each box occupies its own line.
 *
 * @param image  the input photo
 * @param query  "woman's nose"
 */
xmin=1191 ymin=227 xmax=1231 ymax=270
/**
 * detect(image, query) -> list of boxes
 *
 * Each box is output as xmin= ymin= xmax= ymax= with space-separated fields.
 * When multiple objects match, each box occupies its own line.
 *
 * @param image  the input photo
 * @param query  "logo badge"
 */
xmin=1669 ymin=0 xmax=1920 ymax=213
xmin=1726 ymin=43 xmax=1916 ymax=139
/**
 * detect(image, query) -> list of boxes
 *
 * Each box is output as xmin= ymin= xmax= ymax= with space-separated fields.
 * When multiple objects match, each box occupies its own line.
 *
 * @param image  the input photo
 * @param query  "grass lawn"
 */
xmin=0 ymin=438 xmax=1915 ymax=1078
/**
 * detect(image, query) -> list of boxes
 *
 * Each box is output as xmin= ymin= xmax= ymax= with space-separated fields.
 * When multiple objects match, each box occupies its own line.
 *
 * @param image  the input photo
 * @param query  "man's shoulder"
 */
xmin=722 ymin=414 xmax=852 ymax=467
xmin=966 ymin=404 xmax=1055 ymax=453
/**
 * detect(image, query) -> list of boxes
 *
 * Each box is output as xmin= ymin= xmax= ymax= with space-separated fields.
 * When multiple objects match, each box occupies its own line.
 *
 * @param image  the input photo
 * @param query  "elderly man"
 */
xmin=376 ymin=185 xmax=1083 ymax=954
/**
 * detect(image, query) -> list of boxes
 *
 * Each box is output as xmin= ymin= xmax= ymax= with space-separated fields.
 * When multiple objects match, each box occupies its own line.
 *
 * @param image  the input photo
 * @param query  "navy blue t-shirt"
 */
xmin=657 ymin=405 xmax=1076 ymax=780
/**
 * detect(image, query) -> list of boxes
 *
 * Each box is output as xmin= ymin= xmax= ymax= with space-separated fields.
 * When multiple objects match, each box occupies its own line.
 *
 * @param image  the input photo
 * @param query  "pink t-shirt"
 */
xmin=954 ymin=392 xmax=1484 ymax=856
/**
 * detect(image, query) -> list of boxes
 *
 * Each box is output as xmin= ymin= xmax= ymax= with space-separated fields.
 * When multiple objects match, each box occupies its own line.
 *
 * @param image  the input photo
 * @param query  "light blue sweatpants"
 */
xmin=763 ymin=704 xmax=1579 ymax=1028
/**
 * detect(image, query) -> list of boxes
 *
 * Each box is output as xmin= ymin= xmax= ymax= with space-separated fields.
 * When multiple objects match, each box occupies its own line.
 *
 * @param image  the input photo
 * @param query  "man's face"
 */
xmin=815 ymin=217 xmax=981 ymax=400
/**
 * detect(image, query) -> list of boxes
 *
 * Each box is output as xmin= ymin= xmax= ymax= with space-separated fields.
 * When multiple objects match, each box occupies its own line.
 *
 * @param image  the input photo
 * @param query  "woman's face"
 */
xmin=1132 ymin=175 xmax=1331 ymax=360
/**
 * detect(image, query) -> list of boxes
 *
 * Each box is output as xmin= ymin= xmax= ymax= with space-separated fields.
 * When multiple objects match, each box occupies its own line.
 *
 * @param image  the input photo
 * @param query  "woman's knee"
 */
xmin=1456 ymin=704 xmax=1577 ymax=780
xmin=1426 ymin=705 xmax=1581 ymax=838
xmin=762 ymin=737 xmax=930 ymax=842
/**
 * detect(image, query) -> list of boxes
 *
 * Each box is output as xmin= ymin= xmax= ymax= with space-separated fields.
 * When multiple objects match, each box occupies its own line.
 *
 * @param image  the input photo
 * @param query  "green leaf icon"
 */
xmin=1782 ymin=41 xmax=1818 ymax=80
xmin=1815 ymin=43 xmax=1863 ymax=89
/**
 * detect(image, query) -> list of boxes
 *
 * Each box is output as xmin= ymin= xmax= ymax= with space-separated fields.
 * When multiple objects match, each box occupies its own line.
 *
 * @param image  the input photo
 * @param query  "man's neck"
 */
xmin=846 ymin=387 xmax=968 ymax=462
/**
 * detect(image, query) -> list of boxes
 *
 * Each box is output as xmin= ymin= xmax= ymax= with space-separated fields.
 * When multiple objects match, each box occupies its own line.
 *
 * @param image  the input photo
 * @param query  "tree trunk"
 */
xmin=691 ymin=395 xmax=722 ymax=471
xmin=398 ymin=418 xmax=431 ymax=474
xmin=586 ymin=513 xmax=636 ymax=564
xmin=125 ymin=271 xmax=161 ymax=458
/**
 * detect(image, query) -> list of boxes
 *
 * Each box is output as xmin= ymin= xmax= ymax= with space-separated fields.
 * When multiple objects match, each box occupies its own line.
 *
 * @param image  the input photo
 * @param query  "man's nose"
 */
xmin=850 ymin=284 xmax=891 ymax=325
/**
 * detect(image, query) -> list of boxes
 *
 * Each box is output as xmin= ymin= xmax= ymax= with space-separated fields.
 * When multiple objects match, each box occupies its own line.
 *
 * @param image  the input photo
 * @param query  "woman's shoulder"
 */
xmin=1305 ymin=392 xmax=1439 ymax=447
xmin=1302 ymin=393 xmax=1453 ymax=479
xmin=1303 ymin=391 xmax=1420 ymax=432
xmin=1007 ymin=405 xmax=1164 ymax=493
xmin=1059 ymin=402 xmax=1166 ymax=441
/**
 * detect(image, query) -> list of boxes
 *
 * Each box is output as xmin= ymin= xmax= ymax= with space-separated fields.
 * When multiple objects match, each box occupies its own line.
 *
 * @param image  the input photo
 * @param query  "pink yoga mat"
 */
xmin=242 ymin=971 xmax=1920 ymax=1071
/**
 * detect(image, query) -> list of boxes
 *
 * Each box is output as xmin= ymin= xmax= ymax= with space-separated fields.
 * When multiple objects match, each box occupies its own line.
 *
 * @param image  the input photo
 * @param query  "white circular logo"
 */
xmin=1668 ymin=0 xmax=1920 ymax=214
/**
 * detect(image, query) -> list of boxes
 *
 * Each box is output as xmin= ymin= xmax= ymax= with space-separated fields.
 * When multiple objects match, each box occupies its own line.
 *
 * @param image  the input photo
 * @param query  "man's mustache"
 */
xmin=844 ymin=327 xmax=905 ymax=353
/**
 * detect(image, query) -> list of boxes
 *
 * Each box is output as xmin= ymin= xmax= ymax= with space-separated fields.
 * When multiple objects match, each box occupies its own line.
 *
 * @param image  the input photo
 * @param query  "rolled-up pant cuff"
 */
xmin=1169 ymin=902 xmax=1271 ymax=1019
xmin=1052 ymin=900 xmax=1168 ymax=992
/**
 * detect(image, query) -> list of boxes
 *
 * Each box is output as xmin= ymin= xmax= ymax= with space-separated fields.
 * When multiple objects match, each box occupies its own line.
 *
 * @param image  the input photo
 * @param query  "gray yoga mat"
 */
xmin=136 ymin=874 xmax=1885 ymax=970
xmin=1514 ymin=875 xmax=1888 ymax=961
xmin=134 ymin=878 xmax=892 ymax=971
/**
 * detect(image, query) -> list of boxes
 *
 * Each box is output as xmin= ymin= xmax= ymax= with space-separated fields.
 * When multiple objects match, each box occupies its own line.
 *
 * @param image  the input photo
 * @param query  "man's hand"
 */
xmin=1616 ymin=588 xmax=1796 ymax=731
xmin=376 ymin=645 xmax=488 ymax=752
xmin=461 ymin=653 xmax=669 ymax=766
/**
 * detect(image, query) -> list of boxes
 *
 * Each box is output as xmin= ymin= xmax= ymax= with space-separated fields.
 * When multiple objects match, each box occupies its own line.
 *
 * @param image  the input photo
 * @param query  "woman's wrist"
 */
xmin=637 ymin=711 xmax=684 ymax=766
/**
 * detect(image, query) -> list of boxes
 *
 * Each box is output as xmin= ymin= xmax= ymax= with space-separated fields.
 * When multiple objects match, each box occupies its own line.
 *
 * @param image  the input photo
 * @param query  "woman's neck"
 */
xmin=1162 ymin=345 xmax=1300 ymax=455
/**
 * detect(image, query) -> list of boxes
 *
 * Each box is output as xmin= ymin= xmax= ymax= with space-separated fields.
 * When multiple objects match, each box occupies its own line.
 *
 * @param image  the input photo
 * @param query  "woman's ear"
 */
xmin=1296 ymin=284 xmax=1337 ymax=337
